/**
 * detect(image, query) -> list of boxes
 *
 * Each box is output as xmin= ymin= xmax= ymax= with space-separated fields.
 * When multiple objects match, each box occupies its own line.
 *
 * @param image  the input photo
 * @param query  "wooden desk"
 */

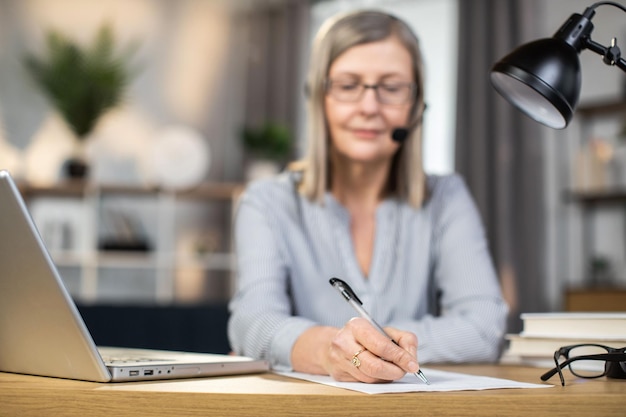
xmin=1 ymin=365 xmax=623 ymax=417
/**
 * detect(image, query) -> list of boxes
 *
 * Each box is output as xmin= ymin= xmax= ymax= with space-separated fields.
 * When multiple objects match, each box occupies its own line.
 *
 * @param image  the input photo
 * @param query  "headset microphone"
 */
xmin=391 ymin=103 xmax=427 ymax=143
xmin=391 ymin=128 xmax=409 ymax=143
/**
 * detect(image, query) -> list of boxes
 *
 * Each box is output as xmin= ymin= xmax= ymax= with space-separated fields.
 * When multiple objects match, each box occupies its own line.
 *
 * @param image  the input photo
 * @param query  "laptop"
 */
xmin=0 ymin=170 xmax=269 ymax=382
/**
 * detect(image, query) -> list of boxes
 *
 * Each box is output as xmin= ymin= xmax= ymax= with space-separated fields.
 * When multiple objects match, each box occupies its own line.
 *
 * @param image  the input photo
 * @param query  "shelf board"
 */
xmin=18 ymin=180 xmax=89 ymax=197
xmin=576 ymin=99 xmax=626 ymax=118
xmin=17 ymin=181 xmax=244 ymax=200
xmin=49 ymin=250 xmax=159 ymax=269
xmin=566 ymin=188 xmax=626 ymax=204
xmin=50 ymin=251 xmax=235 ymax=271
xmin=174 ymin=182 xmax=245 ymax=200
xmin=176 ymin=252 xmax=235 ymax=270
xmin=96 ymin=251 xmax=160 ymax=268
xmin=48 ymin=250 xmax=86 ymax=266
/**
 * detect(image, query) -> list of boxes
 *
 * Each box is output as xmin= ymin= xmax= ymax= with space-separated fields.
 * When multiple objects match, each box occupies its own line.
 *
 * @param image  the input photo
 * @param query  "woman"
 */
xmin=228 ymin=10 xmax=508 ymax=383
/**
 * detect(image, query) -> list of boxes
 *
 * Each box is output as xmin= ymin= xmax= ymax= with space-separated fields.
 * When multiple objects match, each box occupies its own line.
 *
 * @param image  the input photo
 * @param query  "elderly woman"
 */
xmin=228 ymin=10 xmax=508 ymax=383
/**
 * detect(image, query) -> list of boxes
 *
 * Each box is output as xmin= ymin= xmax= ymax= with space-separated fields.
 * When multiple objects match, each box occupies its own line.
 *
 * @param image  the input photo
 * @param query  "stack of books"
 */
xmin=501 ymin=312 xmax=626 ymax=367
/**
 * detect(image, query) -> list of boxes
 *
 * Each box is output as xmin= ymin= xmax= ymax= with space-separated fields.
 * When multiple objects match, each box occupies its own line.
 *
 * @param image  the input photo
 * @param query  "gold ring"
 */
xmin=351 ymin=349 xmax=365 ymax=368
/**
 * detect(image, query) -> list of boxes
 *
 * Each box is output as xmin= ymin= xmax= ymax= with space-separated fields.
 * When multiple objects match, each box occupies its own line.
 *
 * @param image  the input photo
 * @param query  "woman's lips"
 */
xmin=351 ymin=128 xmax=382 ymax=139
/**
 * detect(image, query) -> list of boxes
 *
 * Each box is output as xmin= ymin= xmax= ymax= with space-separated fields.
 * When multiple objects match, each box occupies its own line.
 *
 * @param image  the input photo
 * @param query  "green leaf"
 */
xmin=23 ymin=24 xmax=138 ymax=139
xmin=241 ymin=122 xmax=291 ymax=161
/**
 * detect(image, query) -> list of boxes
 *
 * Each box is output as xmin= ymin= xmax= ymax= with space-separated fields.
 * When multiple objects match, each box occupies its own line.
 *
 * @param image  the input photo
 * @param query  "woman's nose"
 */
xmin=357 ymin=87 xmax=381 ymax=113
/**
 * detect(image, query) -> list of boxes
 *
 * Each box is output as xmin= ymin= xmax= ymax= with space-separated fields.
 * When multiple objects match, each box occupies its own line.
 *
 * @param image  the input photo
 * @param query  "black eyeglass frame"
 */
xmin=324 ymin=79 xmax=417 ymax=105
xmin=540 ymin=343 xmax=626 ymax=386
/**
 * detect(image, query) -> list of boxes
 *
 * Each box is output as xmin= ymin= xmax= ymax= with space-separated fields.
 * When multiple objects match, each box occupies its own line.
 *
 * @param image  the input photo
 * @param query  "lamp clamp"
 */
xmin=603 ymin=37 xmax=623 ymax=67
xmin=583 ymin=35 xmax=626 ymax=71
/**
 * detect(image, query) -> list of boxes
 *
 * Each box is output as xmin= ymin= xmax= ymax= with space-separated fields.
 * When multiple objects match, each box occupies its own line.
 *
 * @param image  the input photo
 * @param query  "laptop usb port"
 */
xmin=143 ymin=370 xmax=154 ymax=376
xmin=129 ymin=370 xmax=140 ymax=377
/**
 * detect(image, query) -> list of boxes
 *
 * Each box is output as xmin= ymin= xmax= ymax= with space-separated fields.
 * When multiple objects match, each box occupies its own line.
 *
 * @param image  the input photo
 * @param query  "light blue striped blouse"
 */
xmin=227 ymin=172 xmax=508 ymax=370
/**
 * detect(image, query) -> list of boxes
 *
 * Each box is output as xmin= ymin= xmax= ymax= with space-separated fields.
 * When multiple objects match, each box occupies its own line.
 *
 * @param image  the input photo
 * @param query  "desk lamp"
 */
xmin=490 ymin=1 xmax=626 ymax=129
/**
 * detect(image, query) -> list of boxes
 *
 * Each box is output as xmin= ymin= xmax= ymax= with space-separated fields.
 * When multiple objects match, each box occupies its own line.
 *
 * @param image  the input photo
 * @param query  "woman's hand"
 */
xmin=325 ymin=317 xmax=420 ymax=383
xmin=291 ymin=318 xmax=420 ymax=383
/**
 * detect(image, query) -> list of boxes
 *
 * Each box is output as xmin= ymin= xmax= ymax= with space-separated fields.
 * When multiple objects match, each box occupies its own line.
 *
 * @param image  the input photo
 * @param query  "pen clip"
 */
xmin=329 ymin=277 xmax=363 ymax=305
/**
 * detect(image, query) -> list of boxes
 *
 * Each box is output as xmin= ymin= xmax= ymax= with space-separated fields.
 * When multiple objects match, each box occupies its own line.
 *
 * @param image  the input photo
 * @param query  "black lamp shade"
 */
xmin=490 ymin=37 xmax=582 ymax=129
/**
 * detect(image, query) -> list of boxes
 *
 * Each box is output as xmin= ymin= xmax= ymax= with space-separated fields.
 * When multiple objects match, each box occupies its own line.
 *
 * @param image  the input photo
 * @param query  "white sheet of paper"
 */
xmin=276 ymin=368 xmax=551 ymax=394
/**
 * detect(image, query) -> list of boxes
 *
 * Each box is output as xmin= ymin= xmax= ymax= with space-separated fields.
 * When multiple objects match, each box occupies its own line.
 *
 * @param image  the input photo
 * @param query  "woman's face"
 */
xmin=324 ymin=36 xmax=414 ymax=165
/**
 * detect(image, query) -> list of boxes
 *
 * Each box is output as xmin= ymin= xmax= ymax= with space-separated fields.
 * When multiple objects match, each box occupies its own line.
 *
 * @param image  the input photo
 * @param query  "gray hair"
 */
xmin=299 ymin=9 xmax=427 ymax=207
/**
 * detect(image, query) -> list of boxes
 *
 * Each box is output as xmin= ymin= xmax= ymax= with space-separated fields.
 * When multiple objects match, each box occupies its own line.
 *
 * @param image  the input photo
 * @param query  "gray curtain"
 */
xmin=455 ymin=0 xmax=547 ymax=332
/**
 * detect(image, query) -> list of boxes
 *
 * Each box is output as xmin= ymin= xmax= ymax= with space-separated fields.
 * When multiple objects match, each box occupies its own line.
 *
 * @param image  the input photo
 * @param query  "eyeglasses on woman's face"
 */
xmin=325 ymin=79 xmax=416 ymax=106
xmin=540 ymin=344 xmax=626 ymax=386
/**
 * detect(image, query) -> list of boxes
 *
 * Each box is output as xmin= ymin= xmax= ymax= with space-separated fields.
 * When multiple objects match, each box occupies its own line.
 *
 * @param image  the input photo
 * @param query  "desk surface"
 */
xmin=1 ymin=364 xmax=623 ymax=417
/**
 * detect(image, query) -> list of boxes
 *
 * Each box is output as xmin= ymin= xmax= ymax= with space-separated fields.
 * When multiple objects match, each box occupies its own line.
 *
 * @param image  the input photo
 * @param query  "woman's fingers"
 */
xmin=327 ymin=318 xmax=420 ymax=382
xmin=384 ymin=326 xmax=419 ymax=358
xmin=347 ymin=347 xmax=404 ymax=382
xmin=349 ymin=318 xmax=419 ymax=373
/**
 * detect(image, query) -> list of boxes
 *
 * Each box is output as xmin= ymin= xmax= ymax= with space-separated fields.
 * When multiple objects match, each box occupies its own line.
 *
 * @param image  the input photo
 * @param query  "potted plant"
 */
xmin=240 ymin=121 xmax=292 ymax=180
xmin=24 ymin=24 xmax=137 ymax=179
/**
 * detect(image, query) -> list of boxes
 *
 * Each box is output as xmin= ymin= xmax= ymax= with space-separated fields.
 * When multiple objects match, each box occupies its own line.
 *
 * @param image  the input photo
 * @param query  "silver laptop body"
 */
xmin=0 ymin=170 xmax=269 ymax=382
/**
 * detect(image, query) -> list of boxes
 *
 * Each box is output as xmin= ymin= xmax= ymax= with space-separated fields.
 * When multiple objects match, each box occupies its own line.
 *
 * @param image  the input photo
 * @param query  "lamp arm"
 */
xmin=583 ymin=2 xmax=626 ymax=71
xmin=583 ymin=37 xmax=626 ymax=72
xmin=587 ymin=1 xmax=626 ymax=70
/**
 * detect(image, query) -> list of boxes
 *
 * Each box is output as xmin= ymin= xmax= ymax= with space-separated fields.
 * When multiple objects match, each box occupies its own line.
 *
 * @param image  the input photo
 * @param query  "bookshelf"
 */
xmin=565 ymin=99 xmax=626 ymax=293
xmin=17 ymin=181 xmax=243 ymax=305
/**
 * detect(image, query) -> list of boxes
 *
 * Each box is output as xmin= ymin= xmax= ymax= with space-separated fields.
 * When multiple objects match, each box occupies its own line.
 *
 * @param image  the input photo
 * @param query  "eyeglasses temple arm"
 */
xmin=540 ymin=366 xmax=561 ymax=381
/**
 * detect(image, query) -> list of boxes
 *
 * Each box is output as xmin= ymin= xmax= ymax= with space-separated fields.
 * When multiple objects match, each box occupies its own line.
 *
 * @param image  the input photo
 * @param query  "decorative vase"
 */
xmin=63 ymin=140 xmax=90 ymax=179
xmin=63 ymin=157 xmax=89 ymax=179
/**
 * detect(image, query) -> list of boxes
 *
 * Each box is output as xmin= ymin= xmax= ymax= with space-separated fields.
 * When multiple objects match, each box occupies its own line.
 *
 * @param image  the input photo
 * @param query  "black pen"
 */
xmin=329 ymin=277 xmax=430 ymax=385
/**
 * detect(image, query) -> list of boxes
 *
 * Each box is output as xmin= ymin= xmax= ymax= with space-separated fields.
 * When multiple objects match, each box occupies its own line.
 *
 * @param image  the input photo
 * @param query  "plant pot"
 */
xmin=63 ymin=157 xmax=89 ymax=179
xmin=245 ymin=159 xmax=280 ymax=181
